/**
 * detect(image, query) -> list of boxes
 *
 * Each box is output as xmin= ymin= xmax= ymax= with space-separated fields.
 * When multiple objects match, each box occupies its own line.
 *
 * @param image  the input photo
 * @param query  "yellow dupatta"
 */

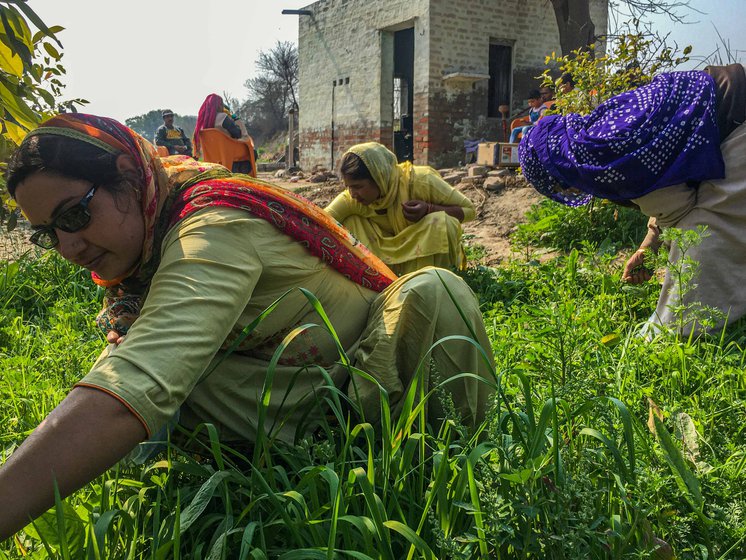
xmin=326 ymin=142 xmax=466 ymax=274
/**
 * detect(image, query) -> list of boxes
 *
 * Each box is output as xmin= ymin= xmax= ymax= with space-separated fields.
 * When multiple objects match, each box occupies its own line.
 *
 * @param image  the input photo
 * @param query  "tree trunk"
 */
xmin=550 ymin=0 xmax=596 ymax=56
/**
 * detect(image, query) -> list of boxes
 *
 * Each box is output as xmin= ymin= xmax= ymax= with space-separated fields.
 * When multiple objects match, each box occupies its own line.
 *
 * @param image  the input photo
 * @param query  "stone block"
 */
xmin=442 ymin=171 xmax=467 ymax=185
xmin=484 ymin=176 xmax=506 ymax=192
xmin=459 ymin=175 xmax=483 ymax=185
xmin=467 ymin=165 xmax=487 ymax=177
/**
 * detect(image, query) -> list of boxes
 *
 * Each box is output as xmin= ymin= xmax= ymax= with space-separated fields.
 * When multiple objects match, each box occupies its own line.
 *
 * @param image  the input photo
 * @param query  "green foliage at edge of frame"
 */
xmin=0 ymin=1 xmax=87 ymax=231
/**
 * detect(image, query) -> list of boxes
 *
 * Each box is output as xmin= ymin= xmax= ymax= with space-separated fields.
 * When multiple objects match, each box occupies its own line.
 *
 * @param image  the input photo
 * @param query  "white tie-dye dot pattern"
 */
xmin=519 ymin=70 xmax=724 ymax=206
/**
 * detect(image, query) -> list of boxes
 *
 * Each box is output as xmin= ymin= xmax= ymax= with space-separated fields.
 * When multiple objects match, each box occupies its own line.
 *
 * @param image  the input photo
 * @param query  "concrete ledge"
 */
xmin=257 ymin=162 xmax=286 ymax=172
xmin=442 ymin=72 xmax=490 ymax=84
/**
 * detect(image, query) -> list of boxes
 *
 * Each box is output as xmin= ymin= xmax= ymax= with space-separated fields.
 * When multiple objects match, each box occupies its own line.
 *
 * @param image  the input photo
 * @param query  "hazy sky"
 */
xmin=640 ymin=0 xmax=745 ymax=67
xmin=31 ymin=0 xmax=310 ymax=122
xmin=30 ymin=0 xmax=746 ymax=124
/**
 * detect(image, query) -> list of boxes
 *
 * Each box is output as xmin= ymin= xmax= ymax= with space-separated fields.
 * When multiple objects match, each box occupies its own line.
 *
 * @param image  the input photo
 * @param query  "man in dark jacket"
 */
xmin=154 ymin=110 xmax=192 ymax=156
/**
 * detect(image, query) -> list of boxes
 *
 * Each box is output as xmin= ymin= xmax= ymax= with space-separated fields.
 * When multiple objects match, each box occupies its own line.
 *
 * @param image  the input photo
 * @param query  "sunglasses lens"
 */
xmin=29 ymin=229 xmax=57 ymax=249
xmin=55 ymin=206 xmax=90 ymax=233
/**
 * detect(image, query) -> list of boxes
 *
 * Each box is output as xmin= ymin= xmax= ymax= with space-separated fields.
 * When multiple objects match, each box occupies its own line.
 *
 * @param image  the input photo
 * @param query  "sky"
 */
xmin=29 ymin=0 xmax=746 ymax=124
xmin=634 ymin=0 xmax=745 ymax=67
xmin=30 ymin=0 xmax=311 ymax=122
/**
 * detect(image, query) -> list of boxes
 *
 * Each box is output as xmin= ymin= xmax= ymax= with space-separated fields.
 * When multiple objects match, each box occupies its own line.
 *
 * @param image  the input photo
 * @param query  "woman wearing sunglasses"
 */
xmin=0 ymin=114 xmax=494 ymax=539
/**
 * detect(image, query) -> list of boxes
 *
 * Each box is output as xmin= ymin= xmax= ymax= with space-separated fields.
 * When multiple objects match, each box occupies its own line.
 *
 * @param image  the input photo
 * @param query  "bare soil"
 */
xmin=0 ymin=220 xmax=33 ymax=261
xmin=1 ymin=171 xmax=542 ymax=266
xmin=259 ymin=170 xmax=542 ymax=267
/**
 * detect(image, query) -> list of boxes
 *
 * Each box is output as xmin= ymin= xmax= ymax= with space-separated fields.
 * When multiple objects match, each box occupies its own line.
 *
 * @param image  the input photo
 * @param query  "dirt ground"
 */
xmin=1 ymin=170 xmax=541 ymax=265
xmin=259 ymin=169 xmax=542 ymax=267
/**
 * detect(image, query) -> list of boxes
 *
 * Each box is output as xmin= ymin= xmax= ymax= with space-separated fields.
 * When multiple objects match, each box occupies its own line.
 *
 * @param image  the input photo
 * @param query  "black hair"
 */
xmin=527 ymin=89 xmax=542 ymax=100
xmin=6 ymin=133 xmax=124 ymax=198
xmin=560 ymin=73 xmax=575 ymax=87
xmin=339 ymin=152 xmax=374 ymax=181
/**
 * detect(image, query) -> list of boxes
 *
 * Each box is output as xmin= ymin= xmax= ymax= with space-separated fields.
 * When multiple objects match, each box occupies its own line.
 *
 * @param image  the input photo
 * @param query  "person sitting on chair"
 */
xmin=154 ymin=110 xmax=192 ymax=156
xmin=193 ymin=95 xmax=248 ymax=152
xmin=509 ymin=90 xmax=547 ymax=143
xmin=193 ymin=94 xmax=254 ymax=173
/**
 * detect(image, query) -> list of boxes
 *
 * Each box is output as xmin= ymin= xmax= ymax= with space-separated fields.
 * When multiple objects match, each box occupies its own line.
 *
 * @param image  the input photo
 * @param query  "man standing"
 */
xmin=155 ymin=110 xmax=192 ymax=156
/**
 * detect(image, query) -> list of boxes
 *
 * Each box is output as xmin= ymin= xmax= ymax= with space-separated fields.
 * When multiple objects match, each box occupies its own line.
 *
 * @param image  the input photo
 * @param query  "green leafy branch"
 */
xmin=0 ymin=1 xmax=87 ymax=229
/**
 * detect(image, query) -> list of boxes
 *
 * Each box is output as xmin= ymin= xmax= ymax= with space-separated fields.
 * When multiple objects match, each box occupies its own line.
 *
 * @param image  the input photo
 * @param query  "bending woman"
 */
xmin=519 ymin=64 xmax=746 ymax=335
xmin=0 ymin=115 xmax=494 ymax=539
xmin=326 ymin=142 xmax=475 ymax=276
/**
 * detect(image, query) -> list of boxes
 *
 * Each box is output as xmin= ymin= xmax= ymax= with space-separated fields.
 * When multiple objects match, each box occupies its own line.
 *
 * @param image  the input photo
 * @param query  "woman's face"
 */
xmin=15 ymin=171 xmax=145 ymax=280
xmin=344 ymin=177 xmax=381 ymax=205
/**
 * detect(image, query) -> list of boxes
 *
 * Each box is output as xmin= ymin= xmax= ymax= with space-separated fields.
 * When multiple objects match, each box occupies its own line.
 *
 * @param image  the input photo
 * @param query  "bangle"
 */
xmin=427 ymin=203 xmax=433 ymax=214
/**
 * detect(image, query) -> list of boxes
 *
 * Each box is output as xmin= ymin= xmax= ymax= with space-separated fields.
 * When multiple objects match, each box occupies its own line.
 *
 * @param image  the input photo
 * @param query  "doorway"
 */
xmin=487 ymin=43 xmax=512 ymax=118
xmin=393 ymin=27 xmax=414 ymax=162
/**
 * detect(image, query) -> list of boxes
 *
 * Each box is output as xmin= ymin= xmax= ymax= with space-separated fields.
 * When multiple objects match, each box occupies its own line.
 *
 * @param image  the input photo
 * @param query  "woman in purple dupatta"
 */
xmin=520 ymin=65 xmax=746 ymax=335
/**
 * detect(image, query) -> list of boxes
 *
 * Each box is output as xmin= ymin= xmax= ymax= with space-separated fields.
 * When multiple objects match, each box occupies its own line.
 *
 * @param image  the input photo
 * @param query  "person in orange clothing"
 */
xmin=193 ymin=94 xmax=255 ymax=173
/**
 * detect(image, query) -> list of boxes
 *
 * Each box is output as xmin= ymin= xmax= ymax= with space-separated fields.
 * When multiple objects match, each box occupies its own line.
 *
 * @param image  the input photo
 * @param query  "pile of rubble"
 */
xmin=275 ymin=165 xmax=339 ymax=184
xmin=439 ymin=165 xmax=529 ymax=193
xmin=275 ymin=162 xmax=528 ymax=192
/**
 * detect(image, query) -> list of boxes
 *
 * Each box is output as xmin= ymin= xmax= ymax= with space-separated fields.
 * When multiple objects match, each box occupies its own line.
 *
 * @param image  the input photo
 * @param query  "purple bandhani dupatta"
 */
xmin=519 ymin=70 xmax=725 ymax=206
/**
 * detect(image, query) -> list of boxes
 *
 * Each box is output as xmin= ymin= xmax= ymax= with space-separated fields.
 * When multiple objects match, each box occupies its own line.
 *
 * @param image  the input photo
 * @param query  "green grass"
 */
xmin=1 ymin=203 xmax=745 ymax=558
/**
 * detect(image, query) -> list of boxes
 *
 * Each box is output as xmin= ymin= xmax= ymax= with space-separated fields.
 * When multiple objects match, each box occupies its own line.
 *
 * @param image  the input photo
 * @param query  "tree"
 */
xmin=242 ymin=41 xmax=298 ymax=146
xmin=549 ymin=0 xmax=695 ymax=56
xmin=550 ymin=0 xmax=596 ymax=56
xmin=0 ymin=1 xmax=86 ymax=227
xmin=542 ymin=26 xmax=691 ymax=116
xmin=254 ymin=40 xmax=298 ymax=111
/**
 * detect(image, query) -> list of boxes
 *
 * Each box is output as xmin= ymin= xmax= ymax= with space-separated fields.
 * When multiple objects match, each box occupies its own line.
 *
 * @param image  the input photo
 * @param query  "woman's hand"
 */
xmin=622 ymin=249 xmax=653 ymax=284
xmin=401 ymin=200 xmax=431 ymax=222
xmin=106 ymin=330 xmax=126 ymax=345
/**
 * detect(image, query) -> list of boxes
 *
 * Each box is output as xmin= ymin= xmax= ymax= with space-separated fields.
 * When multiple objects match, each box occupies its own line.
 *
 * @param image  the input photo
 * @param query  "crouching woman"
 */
xmin=326 ymin=142 xmax=476 ymax=275
xmin=0 ymin=114 xmax=495 ymax=540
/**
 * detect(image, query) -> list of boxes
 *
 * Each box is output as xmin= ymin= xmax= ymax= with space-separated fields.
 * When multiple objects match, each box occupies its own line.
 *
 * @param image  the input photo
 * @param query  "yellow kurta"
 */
xmin=326 ymin=143 xmax=475 ymax=276
xmin=80 ymin=207 xmax=376 ymax=443
xmin=78 ymin=207 xmax=494 ymax=444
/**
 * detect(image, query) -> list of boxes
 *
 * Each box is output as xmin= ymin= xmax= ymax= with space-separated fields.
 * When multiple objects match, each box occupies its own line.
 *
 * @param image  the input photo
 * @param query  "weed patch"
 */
xmin=1 ymin=236 xmax=745 ymax=558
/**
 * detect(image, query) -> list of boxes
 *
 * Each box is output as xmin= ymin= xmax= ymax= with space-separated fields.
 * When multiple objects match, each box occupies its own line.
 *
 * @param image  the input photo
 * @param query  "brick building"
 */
xmin=297 ymin=0 xmax=608 ymax=169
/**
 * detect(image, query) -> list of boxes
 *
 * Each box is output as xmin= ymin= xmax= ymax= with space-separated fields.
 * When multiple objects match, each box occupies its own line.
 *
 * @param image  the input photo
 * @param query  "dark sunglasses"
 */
xmin=29 ymin=184 xmax=99 ymax=249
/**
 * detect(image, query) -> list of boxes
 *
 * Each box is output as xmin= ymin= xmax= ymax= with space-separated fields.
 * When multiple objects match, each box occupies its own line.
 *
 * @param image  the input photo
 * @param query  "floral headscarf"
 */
xmin=23 ymin=114 xmax=396 ymax=336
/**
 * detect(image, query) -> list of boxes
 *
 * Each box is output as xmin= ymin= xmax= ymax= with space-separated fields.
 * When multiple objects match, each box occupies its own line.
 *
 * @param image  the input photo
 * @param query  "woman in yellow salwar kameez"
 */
xmin=0 ymin=115 xmax=494 ymax=539
xmin=326 ymin=142 xmax=475 ymax=275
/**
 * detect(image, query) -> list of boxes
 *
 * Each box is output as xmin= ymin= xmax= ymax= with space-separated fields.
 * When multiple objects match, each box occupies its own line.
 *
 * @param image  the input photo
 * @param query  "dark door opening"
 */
xmin=393 ymin=27 xmax=414 ymax=163
xmin=488 ymin=44 xmax=512 ymax=118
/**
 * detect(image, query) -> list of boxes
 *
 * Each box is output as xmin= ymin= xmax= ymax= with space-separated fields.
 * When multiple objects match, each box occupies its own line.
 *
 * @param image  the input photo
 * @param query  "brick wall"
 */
xmin=298 ymin=0 xmax=428 ymax=170
xmin=301 ymin=123 xmax=386 ymax=170
xmin=425 ymin=0 xmax=608 ymax=164
xmin=298 ymin=0 xmax=608 ymax=169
